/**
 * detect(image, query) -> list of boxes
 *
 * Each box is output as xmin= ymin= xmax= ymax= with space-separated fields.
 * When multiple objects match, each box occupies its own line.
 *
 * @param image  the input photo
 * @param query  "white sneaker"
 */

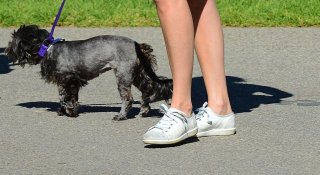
xmin=143 ymin=104 xmax=198 ymax=145
xmin=196 ymin=102 xmax=236 ymax=137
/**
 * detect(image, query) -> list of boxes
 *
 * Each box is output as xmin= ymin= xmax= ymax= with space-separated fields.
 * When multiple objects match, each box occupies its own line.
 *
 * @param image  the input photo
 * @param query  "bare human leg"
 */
xmin=154 ymin=0 xmax=195 ymax=115
xmin=188 ymin=0 xmax=233 ymax=115
xmin=143 ymin=0 xmax=235 ymax=144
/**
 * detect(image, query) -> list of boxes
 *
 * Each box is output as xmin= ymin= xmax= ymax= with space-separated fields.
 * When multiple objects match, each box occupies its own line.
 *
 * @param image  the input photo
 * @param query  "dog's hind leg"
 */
xmin=113 ymin=83 xmax=134 ymax=121
xmin=57 ymin=74 xmax=81 ymax=117
xmin=112 ymin=68 xmax=135 ymax=121
xmin=140 ymin=96 xmax=151 ymax=117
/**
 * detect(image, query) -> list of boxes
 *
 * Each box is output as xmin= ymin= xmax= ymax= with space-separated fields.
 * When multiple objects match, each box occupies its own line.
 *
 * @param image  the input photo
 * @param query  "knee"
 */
xmin=153 ymin=0 xmax=186 ymax=13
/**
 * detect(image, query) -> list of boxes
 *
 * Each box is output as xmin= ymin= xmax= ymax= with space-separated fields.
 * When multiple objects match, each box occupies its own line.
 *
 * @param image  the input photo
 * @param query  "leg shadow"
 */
xmin=16 ymin=76 xmax=292 ymax=117
xmin=17 ymin=101 xmax=163 ymax=118
xmin=191 ymin=76 xmax=293 ymax=113
xmin=17 ymin=101 xmax=118 ymax=113
xmin=0 ymin=48 xmax=13 ymax=74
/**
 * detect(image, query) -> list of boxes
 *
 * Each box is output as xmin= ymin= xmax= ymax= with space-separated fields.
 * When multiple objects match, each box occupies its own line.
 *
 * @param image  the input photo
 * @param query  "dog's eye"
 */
xmin=28 ymin=34 xmax=36 ymax=40
xmin=30 ymin=34 xmax=36 ymax=38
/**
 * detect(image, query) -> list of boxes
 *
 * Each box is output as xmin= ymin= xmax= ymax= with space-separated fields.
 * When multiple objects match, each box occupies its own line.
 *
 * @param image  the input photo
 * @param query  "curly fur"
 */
xmin=5 ymin=25 xmax=173 ymax=120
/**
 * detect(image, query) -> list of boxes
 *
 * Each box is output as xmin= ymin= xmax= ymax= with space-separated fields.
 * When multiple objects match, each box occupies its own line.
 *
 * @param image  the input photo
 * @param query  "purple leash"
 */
xmin=38 ymin=0 xmax=66 ymax=58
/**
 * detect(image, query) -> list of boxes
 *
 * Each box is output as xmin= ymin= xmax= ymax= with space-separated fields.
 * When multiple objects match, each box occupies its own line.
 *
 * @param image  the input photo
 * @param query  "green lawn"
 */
xmin=217 ymin=0 xmax=320 ymax=27
xmin=0 ymin=0 xmax=319 ymax=27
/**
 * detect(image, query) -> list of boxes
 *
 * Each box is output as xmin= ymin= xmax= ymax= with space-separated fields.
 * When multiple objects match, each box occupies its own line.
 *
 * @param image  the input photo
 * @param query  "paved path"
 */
xmin=0 ymin=27 xmax=319 ymax=175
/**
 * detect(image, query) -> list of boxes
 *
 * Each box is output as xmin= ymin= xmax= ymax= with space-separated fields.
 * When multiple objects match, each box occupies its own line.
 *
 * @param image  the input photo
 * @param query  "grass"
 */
xmin=0 ymin=0 xmax=319 ymax=27
xmin=216 ymin=0 xmax=320 ymax=27
xmin=0 ymin=0 xmax=158 ymax=27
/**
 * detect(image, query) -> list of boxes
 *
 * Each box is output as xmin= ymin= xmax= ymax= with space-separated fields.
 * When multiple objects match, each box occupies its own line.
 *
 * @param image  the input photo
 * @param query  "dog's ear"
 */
xmin=15 ymin=25 xmax=48 ymax=43
xmin=19 ymin=40 xmax=33 ymax=51
xmin=38 ymin=29 xmax=50 ymax=41
xmin=6 ymin=25 xmax=46 ymax=66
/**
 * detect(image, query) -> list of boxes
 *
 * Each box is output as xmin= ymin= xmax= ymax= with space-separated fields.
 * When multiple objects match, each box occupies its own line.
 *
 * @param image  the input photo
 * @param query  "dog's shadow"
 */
xmin=0 ymin=48 xmax=14 ymax=74
xmin=192 ymin=76 xmax=293 ymax=113
xmin=16 ymin=76 xmax=293 ymax=119
xmin=17 ymin=101 xmax=163 ymax=119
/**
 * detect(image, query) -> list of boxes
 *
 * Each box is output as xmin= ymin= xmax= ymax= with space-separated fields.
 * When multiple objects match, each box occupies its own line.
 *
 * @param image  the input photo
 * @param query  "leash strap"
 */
xmin=48 ymin=0 xmax=66 ymax=42
xmin=38 ymin=0 xmax=66 ymax=58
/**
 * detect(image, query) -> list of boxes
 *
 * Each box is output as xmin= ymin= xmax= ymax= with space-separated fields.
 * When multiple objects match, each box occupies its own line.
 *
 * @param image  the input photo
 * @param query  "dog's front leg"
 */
xmin=113 ymin=85 xmax=133 ymax=121
xmin=57 ymin=85 xmax=68 ymax=116
xmin=57 ymin=82 xmax=80 ymax=117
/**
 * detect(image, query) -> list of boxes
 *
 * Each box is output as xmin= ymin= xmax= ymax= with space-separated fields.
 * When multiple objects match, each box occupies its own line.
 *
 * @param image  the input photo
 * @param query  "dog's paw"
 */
xmin=57 ymin=107 xmax=78 ymax=117
xmin=139 ymin=110 xmax=150 ymax=117
xmin=165 ymin=99 xmax=172 ymax=105
xmin=113 ymin=114 xmax=127 ymax=121
xmin=57 ymin=107 xmax=67 ymax=116
xmin=140 ymin=112 xmax=148 ymax=117
xmin=139 ymin=106 xmax=150 ymax=117
xmin=67 ymin=112 xmax=78 ymax=118
xmin=65 ymin=108 xmax=79 ymax=118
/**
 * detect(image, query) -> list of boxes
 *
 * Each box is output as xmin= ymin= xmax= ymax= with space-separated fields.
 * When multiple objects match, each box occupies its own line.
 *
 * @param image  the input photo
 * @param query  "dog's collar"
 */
xmin=38 ymin=37 xmax=65 ymax=58
xmin=44 ymin=38 xmax=65 ymax=54
xmin=52 ymin=38 xmax=65 ymax=45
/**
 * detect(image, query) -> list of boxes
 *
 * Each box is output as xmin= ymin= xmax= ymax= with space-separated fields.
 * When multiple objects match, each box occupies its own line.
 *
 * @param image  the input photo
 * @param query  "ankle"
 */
xmin=208 ymin=101 xmax=232 ymax=115
xmin=170 ymin=102 xmax=193 ymax=116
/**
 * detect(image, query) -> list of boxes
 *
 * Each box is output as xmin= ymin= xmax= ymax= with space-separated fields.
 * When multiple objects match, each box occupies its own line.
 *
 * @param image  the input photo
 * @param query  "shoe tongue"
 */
xmin=168 ymin=108 xmax=187 ymax=117
xmin=204 ymin=107 xmax=216 ymax=118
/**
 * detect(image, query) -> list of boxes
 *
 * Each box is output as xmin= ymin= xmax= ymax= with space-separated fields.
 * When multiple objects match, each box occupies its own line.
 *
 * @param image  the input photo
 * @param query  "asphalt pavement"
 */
xmin=0 ymin=27 xmax=319 ymax=175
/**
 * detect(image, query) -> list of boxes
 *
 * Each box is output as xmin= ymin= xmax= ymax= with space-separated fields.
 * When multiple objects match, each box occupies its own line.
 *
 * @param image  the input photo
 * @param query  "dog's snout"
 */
xmin=4 ymin=47 xmax=9 ymax=54
xmin=4 ymin=46 xmax=17 ymax=63
xmin=4 ymin=41 xmax=12 ymax=54
xmin=4 ymin=47 xmax=13 ymax=59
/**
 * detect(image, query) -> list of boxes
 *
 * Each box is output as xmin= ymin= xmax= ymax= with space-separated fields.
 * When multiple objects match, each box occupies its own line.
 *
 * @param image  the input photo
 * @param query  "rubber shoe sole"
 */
xmin=196 ymin=128 xmax=236 ymax=137
xmin=143 ymin=127 xmax=198 ymax=145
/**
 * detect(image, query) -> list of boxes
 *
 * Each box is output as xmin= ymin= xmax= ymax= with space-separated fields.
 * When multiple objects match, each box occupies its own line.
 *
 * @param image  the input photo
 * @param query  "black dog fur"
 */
xmin=5 ymin=25 xmax=172 ymax=120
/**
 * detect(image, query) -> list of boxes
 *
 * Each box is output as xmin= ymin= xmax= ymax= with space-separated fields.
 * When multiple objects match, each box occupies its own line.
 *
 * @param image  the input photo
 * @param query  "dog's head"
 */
xmin=5 ymin=25 xmax=49 ymax=66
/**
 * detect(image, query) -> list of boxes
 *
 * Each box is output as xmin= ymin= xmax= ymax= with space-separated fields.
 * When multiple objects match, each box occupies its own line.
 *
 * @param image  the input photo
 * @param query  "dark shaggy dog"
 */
xmin=5 ymin=25 xmax=172 ymax=120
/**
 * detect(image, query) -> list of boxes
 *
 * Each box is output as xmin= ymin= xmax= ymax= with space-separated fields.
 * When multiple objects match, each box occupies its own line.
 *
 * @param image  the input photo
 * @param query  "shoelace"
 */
xmin=152 ymin=104 xmax=188 ymax=132
xmin=195 ymin=102 xmax=209 ymax=121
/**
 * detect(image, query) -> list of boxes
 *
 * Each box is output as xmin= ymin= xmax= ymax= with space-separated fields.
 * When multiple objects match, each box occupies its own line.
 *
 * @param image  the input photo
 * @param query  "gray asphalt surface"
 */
xmin=0 ymin=27 xmax=319 ymax=175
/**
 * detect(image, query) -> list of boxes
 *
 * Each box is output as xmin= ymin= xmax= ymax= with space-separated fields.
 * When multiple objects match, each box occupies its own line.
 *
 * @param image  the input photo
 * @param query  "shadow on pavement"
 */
xmin=192 ymin=76 xmax=293 ymax=113
xmin=17 ymin=101 xmax=163 ymax=119
xmin=16 ymin=76 xmax=293 ymax=117
xmin=144 ymin=136 xmax=200 ymax=148
xmin=0 ymin=48 xmax=13 ymax=74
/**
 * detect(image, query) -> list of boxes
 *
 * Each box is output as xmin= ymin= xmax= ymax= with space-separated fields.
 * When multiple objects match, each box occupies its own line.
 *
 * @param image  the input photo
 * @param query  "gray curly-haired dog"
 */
xmin=5 ymin=25 xmax=172 ymax=120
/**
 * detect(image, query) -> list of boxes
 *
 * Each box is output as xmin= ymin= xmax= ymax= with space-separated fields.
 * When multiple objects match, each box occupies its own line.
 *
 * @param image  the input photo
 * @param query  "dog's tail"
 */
xmin=133 ymin=43 xmax=173 ymax=103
